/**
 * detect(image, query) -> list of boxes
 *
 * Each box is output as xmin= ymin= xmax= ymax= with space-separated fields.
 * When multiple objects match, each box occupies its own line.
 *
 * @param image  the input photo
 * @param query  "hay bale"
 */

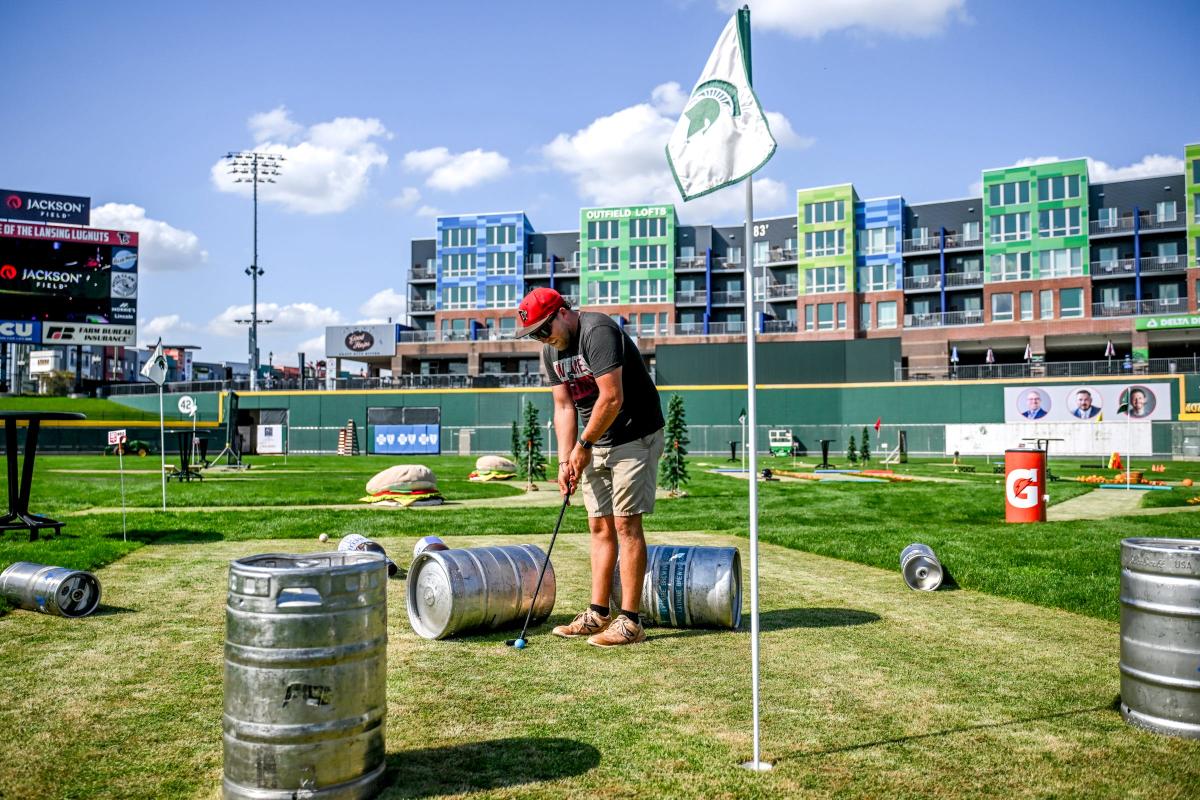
xmin=366 ymin=464 xmax=437 ymax=494
xmin=475 ymin=455 xmax=517 ymax=474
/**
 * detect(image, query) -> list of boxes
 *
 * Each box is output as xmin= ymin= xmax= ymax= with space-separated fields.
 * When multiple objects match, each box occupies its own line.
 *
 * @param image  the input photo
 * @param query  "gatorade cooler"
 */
xmin=1004 ymin=449 xmax=1046 ymax=523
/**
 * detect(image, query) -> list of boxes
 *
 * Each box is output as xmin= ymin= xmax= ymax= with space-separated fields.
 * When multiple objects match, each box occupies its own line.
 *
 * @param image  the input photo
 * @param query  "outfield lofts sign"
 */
xmin=1 ymin=189 xmax=91 ymax=225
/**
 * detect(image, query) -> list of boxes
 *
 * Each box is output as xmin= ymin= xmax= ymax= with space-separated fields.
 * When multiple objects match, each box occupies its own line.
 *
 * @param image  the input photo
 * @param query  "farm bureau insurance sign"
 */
xmin=1136 ymin=313 xmax=1200 ymax=331
xmin=1 ymin=189 xmax=91 ymax=225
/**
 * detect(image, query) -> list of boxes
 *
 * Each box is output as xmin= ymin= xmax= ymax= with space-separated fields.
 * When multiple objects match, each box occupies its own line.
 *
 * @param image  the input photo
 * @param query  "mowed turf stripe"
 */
xmin=0 ymin=533 xmax=1195 ymax=798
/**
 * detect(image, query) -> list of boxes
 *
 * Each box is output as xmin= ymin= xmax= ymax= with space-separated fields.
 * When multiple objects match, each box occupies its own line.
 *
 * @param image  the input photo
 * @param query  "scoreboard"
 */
xmin=0 ymin=221 xmax=138 ymax=345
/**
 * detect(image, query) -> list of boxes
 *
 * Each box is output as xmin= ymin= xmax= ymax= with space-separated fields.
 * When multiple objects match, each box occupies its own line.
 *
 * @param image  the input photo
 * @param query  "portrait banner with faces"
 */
xmin=1003 ymin=383 xmax=1172 ymax=423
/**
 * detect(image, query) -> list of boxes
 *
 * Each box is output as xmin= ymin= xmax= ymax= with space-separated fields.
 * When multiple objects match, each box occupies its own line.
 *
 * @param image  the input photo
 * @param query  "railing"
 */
xmin=902 ymin=234 xmax=941 ymax=254
xmin=523 ymin=261 xmax=551 ymax=276
xmin=944 ymin=271 xmax=984 ymax=288
xmin=676 ymin=257 xmax=706 ymax=270
xmin=1140 ymin=255 xmax=1187 ymax=274
xmin=710 ymin=290 xmax=746 ymax=305
xmin=943 ymin=232 xmax=983 ymax=249
xmin=676 ymin=290 xmax=708 ymax=305
xmin=903 ymin=274 xmax=941 ymax=291
xmin=561 ymin=294 xmax=580 ymax=306
xmin=706 ymin=321 xmax=747 ymax=335
xmin=896 ymin=356 xmax=1200 ymax=382
xmin=1138 ymin=211 xmax=1184 ymax=232
xmin=557 ymin=260 xmax=581 ymax=275
xmin=1090 ymin=216 xmax=1135 ymax=236
xmin=763 ymin=248 xmax=798 ymax=265
xmin=711 ymin=257 xmax=744 ymax=271
xmin=1090 ymin=258 xmax=1135 ymax=278
xmin=903 ymin=309 xmax=985 ymax=329
xmin=762 ymin=319 xmax=798 ymax=334
xmin=766 ymin=283 xmax=799 ymax=299
xmin=410 ymin=298 xmax=436 ymax=312
xmin=410 ymin=266 xmax=436 ymax=280
xmin=1092 ymin=298 xmax=1186 ymax=318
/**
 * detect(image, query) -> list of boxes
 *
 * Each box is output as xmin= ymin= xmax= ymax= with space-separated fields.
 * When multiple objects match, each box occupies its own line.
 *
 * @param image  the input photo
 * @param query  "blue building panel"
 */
xmin=854 ymin=197 xmax=904 ymax=290
xmin=435 ymin=212 xmax=531 ymax=310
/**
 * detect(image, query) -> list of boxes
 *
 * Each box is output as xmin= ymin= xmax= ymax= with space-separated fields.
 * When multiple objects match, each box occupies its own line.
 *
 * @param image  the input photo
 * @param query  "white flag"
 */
xmin=1023 ymin=343 xmax=1032 ymax=361
xmin=140 ymin=339 xmax=168 ymax=386
xmin=666 ymin=10 xmax=777 ymax=201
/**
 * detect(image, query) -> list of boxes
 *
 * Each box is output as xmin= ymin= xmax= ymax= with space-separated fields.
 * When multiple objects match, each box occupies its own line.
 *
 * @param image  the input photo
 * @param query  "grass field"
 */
xmin=0 ymin=453 xmax=1198 ymax=797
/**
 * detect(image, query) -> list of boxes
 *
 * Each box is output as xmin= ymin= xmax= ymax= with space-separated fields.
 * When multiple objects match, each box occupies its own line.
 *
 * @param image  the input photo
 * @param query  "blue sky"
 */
xmin=2 ymin=0 xmax=1198 ymax=364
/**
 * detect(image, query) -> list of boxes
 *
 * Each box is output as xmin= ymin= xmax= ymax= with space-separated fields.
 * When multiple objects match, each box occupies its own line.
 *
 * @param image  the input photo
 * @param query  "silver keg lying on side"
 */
xmin=1119 ymin=537 xmax=1200 ymax=739
xmin=900 ymin=543 xmax=944 ymax=591
xmin=223 ymin=551 xmax=389 ymax=799
xmin=407 ymin=544 xmax=554 ymax=640
xmin=338 ymin=533 xmax=399 ymax=577
xmin=0 ymin=562 xmax=101 ymax=617
xmin=611 ymin=544 xmax=742 ymax=629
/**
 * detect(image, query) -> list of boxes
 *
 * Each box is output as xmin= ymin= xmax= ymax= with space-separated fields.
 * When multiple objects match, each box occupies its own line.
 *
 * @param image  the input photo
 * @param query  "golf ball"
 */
xmin=514 ymin=639 xmax=526 ymax=649
xmin=318 ymin=533 xmax=329 ymax=543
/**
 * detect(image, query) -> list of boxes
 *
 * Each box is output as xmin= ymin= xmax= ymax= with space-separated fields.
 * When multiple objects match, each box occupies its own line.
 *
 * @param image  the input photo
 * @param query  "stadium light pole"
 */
xmin=224 ymin=151 xmax=285 ymax=390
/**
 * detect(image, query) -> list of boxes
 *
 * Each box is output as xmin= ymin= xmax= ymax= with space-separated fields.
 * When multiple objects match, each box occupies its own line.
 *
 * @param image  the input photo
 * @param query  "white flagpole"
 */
xmin=158 ymin=385 xmax=167 ymax=510
xmin=118 ymin=444 xmax=127 ymax=541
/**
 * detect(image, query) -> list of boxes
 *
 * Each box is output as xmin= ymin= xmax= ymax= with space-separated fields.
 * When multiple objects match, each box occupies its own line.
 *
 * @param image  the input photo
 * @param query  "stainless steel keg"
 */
xmin=611 ymin=544 xmax=742 ymax=629
xmin=223 ymin=551 xmax=389 ymax=799
xmin=338 ymin=534 xmax=398 ymax=577
xmin=0 ymin=562 xmax=101 ymax=617
xmin=407 ymin=544 xmax=554 ymax=640
xmin=900 ymin=543 xmax=945 ymax=591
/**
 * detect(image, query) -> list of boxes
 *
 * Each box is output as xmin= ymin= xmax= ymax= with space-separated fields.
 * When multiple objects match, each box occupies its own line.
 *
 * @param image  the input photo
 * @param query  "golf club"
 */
xmin=506 ymin=487 xmax=572 ymax=648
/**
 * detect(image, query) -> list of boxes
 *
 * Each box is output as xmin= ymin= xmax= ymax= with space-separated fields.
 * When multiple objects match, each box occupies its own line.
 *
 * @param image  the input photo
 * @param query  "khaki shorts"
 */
xmin=580 ymin=428 xmax=665 ymax=518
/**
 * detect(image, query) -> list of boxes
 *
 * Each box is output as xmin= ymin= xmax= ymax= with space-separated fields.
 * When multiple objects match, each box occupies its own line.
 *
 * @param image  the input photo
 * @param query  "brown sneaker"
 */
xmin=552 ymin=608 xmax=611 ymax=638
xmin=587 ymin=614 xmax=646 ymax=647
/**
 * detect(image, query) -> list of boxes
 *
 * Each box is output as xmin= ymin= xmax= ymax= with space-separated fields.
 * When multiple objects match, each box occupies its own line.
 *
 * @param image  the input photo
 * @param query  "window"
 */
xmin=1020 ymin=291 xmax=1033 ymax=321
xmin=910 ymin=226 xmax=928 ymax=244
xmin=1060 ymin=288 xmax=1083 ymax=318
xmin=837 ymin=302 xmax=847 ymax=330
xmin=990 ymin=252 xmax=1031 ymax=281
xmin=1040 ymin=289 xmax=1053 ymax=319
xmin=753 ymin=240 xmax=771 ymax=266
xmin=991 ymin=292 xmax=1014 ymax=322
xmin=808 ymin=266 xmax=846 ymax=294
xmin=1038 ymin=207 xmax=1081 ymax=237
xmin=1156 ymin=241 xmax=1179 ymax=264
xmin=442 ymin=285 xmax=474 ymax=310
xmin=962 ymin=221 xmax=981 ymax=242
xmin=1096 ymin=207 xmax=1117 ymax=228
xmin=859 ymin=302 xmax=871 ymax=330
xmin=589 ymin=247 xmax=619 ymax=271
xmin=679 ymin=245 xmax=696 ymax=259
xmin=856 ymin=264 xmax=896 ymax=292
xmin=817 ymin=303 xmax=835 ymax=330
xmin=630 ymin=217 xmax=666 ymax=238
xmin=859 ymin=226 xmax=895 ymax=255
xmin=629 ymin=278 xmax=667 ymax=303
xmin=1097 ymin=246 xmax=1119 ymax=266
xmin=804 ymin=200 xmax=844 ymax=224
xmin=588 ymin=280 xmax=620 ymax=305
xmin=804 ymin=305 xmax=814 ymax=331
xmin=805 ymin=229 xmax=845 ymax=257
xmin=587 ymin=220 xmax=619 ymax=240
xmin=877 ymin=301 xmax=897 ymax=329
xmin=486 ymin=224 xmax=517 ymax=245
xmin=784 ymin=237 xmax=797 ymax=253
xmin=726 ymin=246 xmax=742 ymax=264
xmin=443 ymin=253 xmax=474 ymax=276
xmin=1159 ymin=283 xmax=1181 ymax=303
xmin=442 ymin=227 xmax=476 ymax=247
xmin=1037 ymin=175 xmax=1080 ymax=201
xmin=484 ymin=283 xmax=516 ymax=308
xmin=500 ymin=317 xmax=515 ymax=332
xmin=1038 ymin=247 xmax=1083 ymax=278
xmin=988 ymin=180 xmax=1030 ymax=206
xmin=990 ymin=213 xmax=1030 ymax=242
xmin=630 ymin=244 xmax=667 ymax=270
xmin=485 ymin=252 xmax=515 ymax=275
xmin=1156 ymin=201 xmax=1176 ymax=223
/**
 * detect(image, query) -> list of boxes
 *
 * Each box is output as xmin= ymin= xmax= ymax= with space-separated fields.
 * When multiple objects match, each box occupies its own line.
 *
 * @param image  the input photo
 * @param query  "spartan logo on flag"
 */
xmin=684 ymin=80 xmax=740 ymax=139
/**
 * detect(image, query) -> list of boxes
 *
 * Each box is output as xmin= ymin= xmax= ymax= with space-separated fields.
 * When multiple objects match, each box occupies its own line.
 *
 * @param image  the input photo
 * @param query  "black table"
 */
xmin=1 ymin=411 xmax=85 ymax=540
xmin=818 ymin=438 xmax=836 ymax=469
xmin=169 ymin=431 xmax=204 ymax=482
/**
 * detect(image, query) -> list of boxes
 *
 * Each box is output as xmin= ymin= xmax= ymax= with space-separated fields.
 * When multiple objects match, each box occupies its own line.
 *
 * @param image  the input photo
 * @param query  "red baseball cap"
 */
xmin=516 ymin=287 xmax=565 ymax=337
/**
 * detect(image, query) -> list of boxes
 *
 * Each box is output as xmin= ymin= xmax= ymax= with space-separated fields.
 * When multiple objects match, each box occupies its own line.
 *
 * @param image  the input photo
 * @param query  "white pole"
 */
xmin=158 ymin=385 xmax=167 ymax=510
xmin=1125 ymin=389 xmax=1132 ymax=490
xmin=743 ymin=174 xmax=768 ymax=771
xmin=118 ymin=445 xmax=127 ymax=541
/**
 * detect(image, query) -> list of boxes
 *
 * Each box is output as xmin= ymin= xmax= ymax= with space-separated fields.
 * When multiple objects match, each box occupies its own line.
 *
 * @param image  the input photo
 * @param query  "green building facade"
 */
xmin=796 ymin=184 xmax=858 ymax=294
xmin=578 ymin=205 xmax=677 ymax=306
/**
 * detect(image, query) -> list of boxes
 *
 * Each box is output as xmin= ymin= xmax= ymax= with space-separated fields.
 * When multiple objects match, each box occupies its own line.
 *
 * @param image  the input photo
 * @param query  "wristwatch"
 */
xmin=577 ymin=437 xmax=594 ymax=450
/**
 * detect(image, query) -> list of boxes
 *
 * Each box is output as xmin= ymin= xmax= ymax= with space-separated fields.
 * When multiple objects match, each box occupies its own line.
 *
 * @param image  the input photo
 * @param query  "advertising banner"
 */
xmin=1136 ymin=313 xmax=1200 ymax=331
xmin=1003 ymin=382 xmax=1172 ymax=423
xmin=372 ymin=424 xmax=440 ymax=454
xmin=1 ymin=189 xmax=90 ymax=225
xmin=0 ymin=320 xmax=40 ymax=343
xmin=257 ymin=424 xmax=284 ymax=454
xmin=0 ymin=221 xmax=135 ymax=246
xmin=325 ymin=324 xmax=399 ymax=358
xmin=42 ymin=322 xmax=136 ymax=345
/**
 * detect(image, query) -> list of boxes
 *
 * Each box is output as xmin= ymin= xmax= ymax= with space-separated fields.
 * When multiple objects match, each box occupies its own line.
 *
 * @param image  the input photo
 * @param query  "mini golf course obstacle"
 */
xmin=900 ymin=544 xmax=945 ymax=591
xmin=0 ymin=562 xmax=101 ymax=618
xmin=1119 ymin=538 xmax=1200 ymax=740
xmin=412 ymin=535 xmax=449 ymax=559
xmin=611 ymin=545 xmax=742 ymax=629
xmin=337 ymin=534 xmax=399 ymax=578
xmin=336 ymin=419 xmax=359 ymax=456
xmin=223 ymin=551 xmax=389 ymax=799
xmin=407 ymin=544 xmax=555 ymax=640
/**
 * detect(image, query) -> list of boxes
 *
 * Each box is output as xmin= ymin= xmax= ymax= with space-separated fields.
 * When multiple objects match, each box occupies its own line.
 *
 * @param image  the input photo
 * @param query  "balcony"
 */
xmin=707 ymin=321 xmax=748 ymax=335
xmin=1089 ymin=216 xmax=1135 ymax=237
xmin=557 ymin=260 xmax=581 ymax=275
xmin=895 ymin=356 xmax=1200 ymax=382
xmin=410 ymin=266 xmax=436 ymax=281
xmin=398 ymin=330 xmax=440 ymax=343
xmin=410 ymin=298 xmax=436 ymax=313
xmin=676 ymin=290 xmax=708 ymax=305
xmin=1090 ymin=258 xmax=1135 ymax=279
xmin=1140 ymin=255 xmax=1188 ymax=275
xmin=944 ymin=271 xmax=984 ymax=289
xmin=676 ymin=257 xmax=707 ymax=271
xmin=710 ymin=290 xmax=746 ymax=305
xmin=711 ymin=257 xmax=745 ymax=271
xmin=1091 ymin=298 xmax=1187 ymax=318
xmin=762 ymin=248 xmax=798 ymax=266
xmin=943 ymin=232 xmax=983 ymax=250
xmin=762 ymin=319 xmax=799 ymax=334
xmin=561 ymin=294 xmax=580 ymax=306
xmin=523 ymin=261 xmax=551 ymax=276
xmin=902 ymin=233 xmax=941 ymax=254
xmin=766 ymin=282 xmax=799 ymax=299
xmin=903 ymin=274 xmax=941 ymax=292
xmin=1138 ymin=211 xmax=1186 ymax=232
xmin=903 ymin=309 xmax=984 ymax=329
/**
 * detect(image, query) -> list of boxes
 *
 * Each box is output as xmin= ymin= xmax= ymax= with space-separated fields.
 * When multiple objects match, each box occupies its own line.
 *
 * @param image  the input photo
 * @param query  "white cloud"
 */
xmin=359 ymin=288 xmax=408 ymax=321
xmin=717 ymin=0 xmax=968 ymax=39
xmin=416 ymin=205 xmax=444 ymax=218
xmin=90 ymin=203 xmax=207 ymax=271
xmin=207 ymin=302 xmax=343 ymax=336
xmin=968 ymin=153 xmax=1186 ymax=195
xmin=765 ymin=112 xmax=815 ymax=149
xmin=402 ymin=146 xmax=510 ymax=191
xmin=390 ymin=187 xmax=421 ymax=210
xmin=211 ymin=108 xmax=390 ymax=214
xmin=296 ymin=333 xmax=327 ymax=356
xmin=650 ymin=82 xmax=689 ymax=116
xmin=542 ymin=89 xmax=805 ymax=223
xmin=140 ymin=314 xmax=193 ymax=340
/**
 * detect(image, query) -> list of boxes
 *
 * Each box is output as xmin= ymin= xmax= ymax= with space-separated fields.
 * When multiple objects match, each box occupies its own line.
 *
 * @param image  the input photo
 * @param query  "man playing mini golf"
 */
xmin=516 ymin=288 xmax=665 ymax=647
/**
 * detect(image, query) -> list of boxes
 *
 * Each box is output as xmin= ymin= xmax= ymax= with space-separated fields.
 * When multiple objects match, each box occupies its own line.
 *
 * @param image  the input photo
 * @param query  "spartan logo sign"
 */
xmin=683 ymin=79 xmax=741 ymax=140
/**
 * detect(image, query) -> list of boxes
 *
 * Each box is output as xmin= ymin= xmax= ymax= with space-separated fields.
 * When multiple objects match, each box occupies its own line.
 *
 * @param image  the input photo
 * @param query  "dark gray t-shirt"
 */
xmin=542 ymin=312 xmax=664 ymax=447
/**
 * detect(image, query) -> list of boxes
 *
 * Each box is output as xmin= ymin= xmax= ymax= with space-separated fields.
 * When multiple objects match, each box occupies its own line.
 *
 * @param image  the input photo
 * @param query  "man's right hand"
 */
xmin=558 ymin=463 xmax=576 ymax=499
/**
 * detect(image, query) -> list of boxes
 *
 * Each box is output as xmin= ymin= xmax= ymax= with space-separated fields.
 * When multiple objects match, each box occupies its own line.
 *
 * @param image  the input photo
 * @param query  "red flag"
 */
xmin=874 ymin=417 xmax=882 ymax=432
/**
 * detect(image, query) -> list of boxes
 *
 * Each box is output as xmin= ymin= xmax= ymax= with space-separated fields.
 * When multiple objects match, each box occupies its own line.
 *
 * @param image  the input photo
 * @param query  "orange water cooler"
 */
xmin=1004 ymin=449 xmax=1046 ymax=523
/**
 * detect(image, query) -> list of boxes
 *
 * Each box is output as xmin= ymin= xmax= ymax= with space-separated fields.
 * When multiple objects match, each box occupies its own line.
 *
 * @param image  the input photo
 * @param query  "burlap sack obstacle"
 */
xmin=359 ymin=464 xmax=444 ymax=507
xmin=469 ymin=455 xmax=517 ymax=482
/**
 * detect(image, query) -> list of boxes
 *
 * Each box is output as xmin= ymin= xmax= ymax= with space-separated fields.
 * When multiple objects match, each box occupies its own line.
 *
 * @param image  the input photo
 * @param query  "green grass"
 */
xmin=0 ymin=395 xmax=166 ymax=420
